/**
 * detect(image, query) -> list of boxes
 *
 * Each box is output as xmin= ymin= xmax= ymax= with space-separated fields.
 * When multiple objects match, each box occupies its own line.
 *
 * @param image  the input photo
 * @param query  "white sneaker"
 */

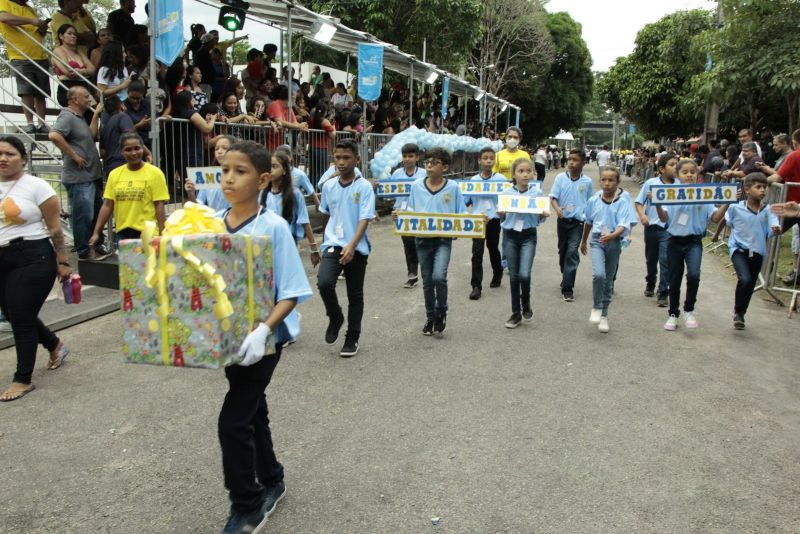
xmin=684 ymin=311 xmax=698 ymax=329
xmin=589 ymin=308 xmax=602 ymax=324
xmin=598 ymin=316 xmax=609 ymax=333
xmin=664 ymin=315 xmax=678 ymax=331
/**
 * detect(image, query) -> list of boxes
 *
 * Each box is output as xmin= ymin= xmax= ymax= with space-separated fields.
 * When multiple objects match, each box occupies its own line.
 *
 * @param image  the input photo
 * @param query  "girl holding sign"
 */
xmin=655 ymin=160 xmax=728 ymax=331
xmin=579 ymin=167 xmax=633 ymax=333
xmin=185 ymin=135 xmax=235 ymax=211
xmin=497 ymin=158 xmax=546 ymax=328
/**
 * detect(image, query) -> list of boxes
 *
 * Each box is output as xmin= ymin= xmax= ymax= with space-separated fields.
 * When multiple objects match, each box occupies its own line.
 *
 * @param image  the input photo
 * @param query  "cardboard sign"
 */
xmin=497 ymin=195 xmax=551 ymax=215
xmin=394 ymin=212 xmax=486 ymax=239
xmin=650 ymin=183 xmax=739 ymax=205
xmin=458 ymin=179 xmax=511 ymax=197
xmin=376 ymin=179 xmax=415 ymax=198
xmin=186 ymin=166 xmax=222 ymax=190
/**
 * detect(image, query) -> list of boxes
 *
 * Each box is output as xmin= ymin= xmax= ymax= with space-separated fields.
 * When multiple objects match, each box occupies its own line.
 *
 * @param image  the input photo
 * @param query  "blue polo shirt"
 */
xmin=263 ymin=188 xmax=310 ymax=240
xmin=390 ymin=166 xmax=426 ymax=211
xmin=465 ymin=172 xmax=506 ymax=220
xmin=500 ymin=184 xmax=545 ymax=231
xmin=725 ymin=200 xmax=779 ymax=258
xmin=291 ymin=167 xmax=315 ymax=196
xmin=584 ymin=191 xmax=634 ymax=235
xmin=549 ymin=172 xmax=593 ymax=221
xmin=663 ymin=203 xmax=716 ymax=237
xmin=319 ymin=176 xmax=375 ymax=255
xmin=406 ymin=177 xmax=466 ymax=215
xmin=197 ymin=188 xmax=231 ymax=211
xmin=318 ymin=166 xmax=364 ymax=192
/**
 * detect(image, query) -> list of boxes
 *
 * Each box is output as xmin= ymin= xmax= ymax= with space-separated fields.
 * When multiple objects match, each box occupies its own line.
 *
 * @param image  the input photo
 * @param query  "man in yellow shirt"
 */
xmin=492 ymin=127 xmax=531 ymax=181
xmin=49 ymin=0 xmax=95 ymax=53
xmin=0 ymin=0 xmax=50 ymax=134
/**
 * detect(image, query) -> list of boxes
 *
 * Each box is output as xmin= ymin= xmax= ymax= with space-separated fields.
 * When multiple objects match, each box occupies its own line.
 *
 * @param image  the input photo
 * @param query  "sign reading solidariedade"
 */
xmin=394 ymin=213 xmax=486 ymax=239
xmin=650 ymin=183 xmax=739 ymax=205
xmin=186 ymin=166 xmax=222 ymax=190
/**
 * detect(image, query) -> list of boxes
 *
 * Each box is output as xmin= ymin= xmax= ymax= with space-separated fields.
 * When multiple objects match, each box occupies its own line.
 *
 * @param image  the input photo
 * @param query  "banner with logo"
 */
xmin=186 ymin=166 xmax=222 ymax=190
xmin=650 ymin=183 xmax=739 ymax=205
xmin=458 ymin=179 xmax=511 ymax=197
xmin=376 ymin=179 xmax=414 ymax=198
xmin=358 ymin=43 xmax=384 ymax=102
xmin=154 ymin=0 xmax=184 ymax=65
xmin=497 ymin=195 xmax=551 ymax=214
xmin=394 ymin=212 xmax=486 ymax=239
xmin=441 ymin=78 xmax=450 ymax=119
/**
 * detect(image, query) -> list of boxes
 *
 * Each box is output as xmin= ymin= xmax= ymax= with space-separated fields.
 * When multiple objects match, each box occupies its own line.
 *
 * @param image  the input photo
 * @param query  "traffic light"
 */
xmin=218 ymin=0 xmax=249 ymax=32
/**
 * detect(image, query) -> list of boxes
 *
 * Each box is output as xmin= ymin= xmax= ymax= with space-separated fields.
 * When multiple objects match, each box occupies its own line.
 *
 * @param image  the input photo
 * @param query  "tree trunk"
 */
xmin=787 ymin=95 xmax=796 ymax=134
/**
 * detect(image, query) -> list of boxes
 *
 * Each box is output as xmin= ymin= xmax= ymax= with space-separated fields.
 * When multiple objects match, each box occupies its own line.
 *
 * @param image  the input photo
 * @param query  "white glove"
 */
xmin=237 ymin=323 xmax=271 ymax=366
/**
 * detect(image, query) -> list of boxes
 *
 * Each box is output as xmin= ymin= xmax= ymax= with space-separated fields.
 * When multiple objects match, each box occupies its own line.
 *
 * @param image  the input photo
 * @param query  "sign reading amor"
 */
xmin=497 ymin=195 xmax=551 ymax=215
xmin=650 ymin=183 xmax=739 ymax=205
xmin=394 ymin=212 xmax=486 ymax=239
xmin=376 ymin=179 xmax=414 ymax=197
xmin=458 ymin=179 xmax=511 ymax=196
xmin=186 ymin=166 xmax=222 ymax=190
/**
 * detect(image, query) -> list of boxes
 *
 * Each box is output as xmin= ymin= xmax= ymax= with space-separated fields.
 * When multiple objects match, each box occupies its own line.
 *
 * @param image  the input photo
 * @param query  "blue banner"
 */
xmin=358 ymin=43 xmax=383 ymax=102
xmin=154 ymin=0 xmax=183 ymax=65
xmin=441 ymin=78 xmax=450 ymax=119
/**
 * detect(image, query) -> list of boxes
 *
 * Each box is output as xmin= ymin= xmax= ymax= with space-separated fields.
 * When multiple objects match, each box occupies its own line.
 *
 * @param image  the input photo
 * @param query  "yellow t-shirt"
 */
xmin=105 ymin=163 xmax=170 ymax=232
xmin=49 ymin=11 xmax=91 ymax=53
xmin=492 ymin=149 xmax=532 ymax=181
xmin=0 ymin=0 xmax=47 ymax=61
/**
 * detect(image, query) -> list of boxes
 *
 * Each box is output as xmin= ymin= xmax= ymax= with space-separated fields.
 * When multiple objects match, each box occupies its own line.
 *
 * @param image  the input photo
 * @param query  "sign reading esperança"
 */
xmin=458 ymin=179 xmax=511 ymax=196
xmin=650 ymin=183 xmax=739 ymax=205
xmin=186 ymin=166 xmax=222 ymax=190
xmin=376 ymin=179 xmax=415 ymax=197
xmin=497 ymin=195 xmax=551 ymax=215
xmin=394 ymin=212 xmax=486 ymax=239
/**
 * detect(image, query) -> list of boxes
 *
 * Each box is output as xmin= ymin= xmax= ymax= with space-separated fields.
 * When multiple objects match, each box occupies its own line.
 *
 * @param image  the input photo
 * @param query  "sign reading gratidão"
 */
xmin=497 ymin=195 xmax=551 ymax=215
xmin=650 ymin=183 xmax=739 ymax=205
xmin=394 ymin=212 xmax=486 ymax=239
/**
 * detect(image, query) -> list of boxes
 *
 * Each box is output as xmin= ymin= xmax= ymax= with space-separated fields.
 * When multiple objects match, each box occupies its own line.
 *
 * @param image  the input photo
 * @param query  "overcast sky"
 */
xmin=132 ymin=0 xmax=717 ymax=72
xmin=545 ymin=0 xmax=717 ymax=71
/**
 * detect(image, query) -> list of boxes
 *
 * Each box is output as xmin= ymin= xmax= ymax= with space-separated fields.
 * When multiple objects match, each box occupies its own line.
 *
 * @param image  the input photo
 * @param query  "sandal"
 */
xmin=0 ymin=383 xmax=35 ymax=402
xmin=47 ymin=342 xmax=70 ymax=370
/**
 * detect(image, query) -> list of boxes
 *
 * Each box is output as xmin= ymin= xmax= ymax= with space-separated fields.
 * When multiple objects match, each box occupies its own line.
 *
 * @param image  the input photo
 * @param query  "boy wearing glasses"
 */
xmin=397 ymin=148 xmax=465 ymax=335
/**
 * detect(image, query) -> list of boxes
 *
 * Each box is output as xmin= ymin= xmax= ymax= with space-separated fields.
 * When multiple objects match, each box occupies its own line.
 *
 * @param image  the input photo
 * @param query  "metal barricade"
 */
xmin=761 ymin=182 xmax=800 ymax=313
xmin=299 ymin=128 xmax=334 ymax=190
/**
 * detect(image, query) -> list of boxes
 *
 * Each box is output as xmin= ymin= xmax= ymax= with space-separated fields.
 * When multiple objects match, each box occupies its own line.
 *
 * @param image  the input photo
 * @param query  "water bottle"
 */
xmin=71 ymin=274 xmax=82 ymax=304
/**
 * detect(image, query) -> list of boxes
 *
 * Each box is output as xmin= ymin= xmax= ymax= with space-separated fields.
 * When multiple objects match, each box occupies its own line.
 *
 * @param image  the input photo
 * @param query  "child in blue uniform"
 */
xmin=550 ymin=148 xmax=593 ymax=301
xmin=580 ymin=167 xmax=633 ymax=333
xmin=726 ymin=172 xmax=780 ymax=329
xmin=216 ymin=141 xmax=312 ymax=534
xmin=466 ymin=147 xmax=505 ymax=300
xmin=497 ymin=158 xmax=546 ymax=328
xmin=655 ymin=159 xmax=728 ymax=331
xmin=186 ymin=135 xmax=235 ymax=211
xmin=390 ymin=143 xmax=426 ymax=288
xmin=275 ymin=144 xmax=320 ymax=210
xmin=317 ymin=140 xmax=375 ymax=357
xmin=635 ymin=154 xmax=679 ymax=306
xmin=400 ymin=147 xmax=466 ymax=336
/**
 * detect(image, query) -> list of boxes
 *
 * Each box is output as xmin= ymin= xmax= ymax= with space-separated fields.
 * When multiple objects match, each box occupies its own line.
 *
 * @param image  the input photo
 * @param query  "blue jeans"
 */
xmin=644 ymin=224 xmax=669 ymax=297
xmin=590 ymin=235 xmax=622 ymax=315
xmin=65 ymin=181 xmax=102 ymax=256
xmin=415 ymin=238 xmax=452 ymax=320
xmin=730 ymin=249 xmax=763 ymax=316
xmin=503 ymin=228 xmax=537 ymax=314
xmin=557 ymin=217 xmax=583 ymax=293
xmin=667 ymin=235 xmax=703 ymax=317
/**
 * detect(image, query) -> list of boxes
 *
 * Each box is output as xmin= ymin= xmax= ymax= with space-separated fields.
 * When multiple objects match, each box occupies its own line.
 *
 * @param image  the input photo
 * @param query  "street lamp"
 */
xmin=479 ymin=63 xmax=495 ymax=126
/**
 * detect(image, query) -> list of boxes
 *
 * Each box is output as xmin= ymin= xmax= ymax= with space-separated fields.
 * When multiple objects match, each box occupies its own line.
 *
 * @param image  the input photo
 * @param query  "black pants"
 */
xmin=317 ymin=247 xmax=368 ymax=341
xmin=401 ymin=235 xmax=418 ymax=277
xmin=0 ymin=238 xmax=59 ymax=384
xmin=116 ymin=228 xmax=142 ymax=241
xmin=535 ymin=162 xmax=546 ymax=181
xmin=219 ymin=344 xmax=283 ymax=515
xmin=556 ymin=218 xmax=583 ymax=293
xmin=781 ymin=216 xmax=800 ymax=233
xmin=731 ymin=250 xmax=763 ymax=316
xmin=471 ymin=217 xmax=502 ymax=289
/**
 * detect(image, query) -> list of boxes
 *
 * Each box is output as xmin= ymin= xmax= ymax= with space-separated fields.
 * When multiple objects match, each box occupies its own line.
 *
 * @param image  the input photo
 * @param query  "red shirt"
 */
xmin=267 ymin=100 xmax=295 ymax=150
xmin=780 ymin=149 xmax=800 ymax=202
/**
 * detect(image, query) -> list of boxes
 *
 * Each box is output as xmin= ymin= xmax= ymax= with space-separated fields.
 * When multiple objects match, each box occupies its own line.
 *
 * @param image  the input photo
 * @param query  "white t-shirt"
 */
xmin=596 ymin=150 xmax=611 ymax=167
xmin=97 ymin=66 xmax=130 ymax=101
xmin=0 ymin=174 xmax=56 ymax=244
xmin=535 ymin=149 xmax=547 ymax=166
xmin=331 ymin=92 xmax=353 ymax=110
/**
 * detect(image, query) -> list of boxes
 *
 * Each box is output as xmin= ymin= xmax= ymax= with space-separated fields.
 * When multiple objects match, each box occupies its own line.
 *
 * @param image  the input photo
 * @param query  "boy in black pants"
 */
xmin=390 ymin=143 xmax=427 ymax=288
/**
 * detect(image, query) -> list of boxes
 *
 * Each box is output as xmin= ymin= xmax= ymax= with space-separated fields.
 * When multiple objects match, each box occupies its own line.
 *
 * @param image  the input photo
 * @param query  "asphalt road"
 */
xmin=2 ymin=166 xmax=799 ymax=533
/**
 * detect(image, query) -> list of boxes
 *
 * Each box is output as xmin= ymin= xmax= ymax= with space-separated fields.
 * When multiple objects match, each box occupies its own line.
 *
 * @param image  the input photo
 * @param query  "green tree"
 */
xmin=597 ymin=9 xmax=714 ymax=138
xmin=232 ymin=39 xmax=250 ymax=66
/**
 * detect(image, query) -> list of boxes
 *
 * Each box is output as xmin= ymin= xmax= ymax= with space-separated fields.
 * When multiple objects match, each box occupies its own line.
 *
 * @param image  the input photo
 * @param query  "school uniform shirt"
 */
xmin=291 ymin=168 xmax=315 ymax=197
xmin=549 ymin=172 xmax=593 ymax=221
xmin=317 ymin=166 xmax=364 ymax=192
xmin=104 ymin=163 xmax=170 ymax=232
xmin=319 ymin=176 xmax=375 ymax=255
xmin=196 ymin=188 xmax=231 ymax=211
xmin=618 ymin=190 xmax=639 ymax=232
xmin=406 ymin=178 xmax=466 ymax=215
xmin=263 ymin=188 xmax=310 ymax=240
xmin=465 ymin=172 xmax=505 ymax=220
xmin=663 ymin=203 xmax=716 ymax=237
xmin=635 ymin=177 xmax=680 ymax=229
xmin=584 ymin=191 xmax=633 ymax=236
xmin=390 ymin=166 xmax=426 ymax=211
xmin=217 ymin=208 xmax=313 ymax=344
xmin=725 ymin=200 xmax=779 ymax=258
xmin=500 ymin=184 xmax=544 ymax=231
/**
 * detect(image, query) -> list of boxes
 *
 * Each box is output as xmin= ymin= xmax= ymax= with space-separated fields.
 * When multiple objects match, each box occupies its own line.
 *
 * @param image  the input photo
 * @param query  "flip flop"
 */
xmin=0 ymin=384 xmax=35 ymax=402
xmin=47 ymin=343 xmax=70 ymax=370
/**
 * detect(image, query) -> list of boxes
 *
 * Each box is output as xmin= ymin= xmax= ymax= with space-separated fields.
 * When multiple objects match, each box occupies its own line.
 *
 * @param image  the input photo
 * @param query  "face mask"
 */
xmin=506 ymin=138 xmax=519 ymax=149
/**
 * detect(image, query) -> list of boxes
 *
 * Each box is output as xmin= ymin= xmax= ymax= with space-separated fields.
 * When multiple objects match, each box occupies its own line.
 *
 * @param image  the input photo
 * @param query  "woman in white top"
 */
xmin=0 ymin=136 xmax=73 ymax=402
xmin=96 ymin=41 xmax=133 ymax=101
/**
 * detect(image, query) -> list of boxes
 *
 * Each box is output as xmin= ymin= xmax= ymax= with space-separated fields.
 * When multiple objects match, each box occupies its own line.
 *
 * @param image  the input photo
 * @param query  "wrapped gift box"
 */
xmin=119 ymin=233 xmax=275 ymax=369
